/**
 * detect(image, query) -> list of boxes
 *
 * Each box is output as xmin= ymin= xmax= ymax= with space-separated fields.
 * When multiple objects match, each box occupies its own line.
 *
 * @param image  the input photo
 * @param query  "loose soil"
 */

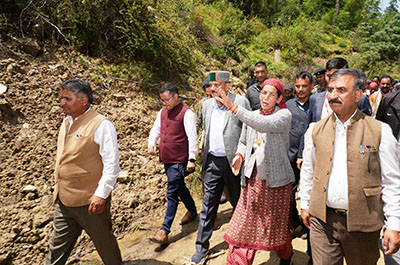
xmin=0 ymin=28 xmax=385 ymax=265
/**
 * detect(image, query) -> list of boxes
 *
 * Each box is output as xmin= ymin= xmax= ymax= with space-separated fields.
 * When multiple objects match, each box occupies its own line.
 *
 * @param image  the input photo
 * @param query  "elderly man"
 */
xmin=299 ymin=69 xmax=400 ymax=265
xmin=191 ymin=70 xmax=250 ymax=265
xmin=148 ymin=82 xmax=198 ymax=244
xmin=45 ymin=79 xmax=122 ymax=265
xmin=246 ymin=61 xmax=269 ymax=110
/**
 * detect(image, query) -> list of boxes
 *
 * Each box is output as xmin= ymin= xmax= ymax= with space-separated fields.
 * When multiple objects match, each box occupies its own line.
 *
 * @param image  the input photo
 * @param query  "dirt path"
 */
xmin=81 ymin=196 xmax=386 ymax=265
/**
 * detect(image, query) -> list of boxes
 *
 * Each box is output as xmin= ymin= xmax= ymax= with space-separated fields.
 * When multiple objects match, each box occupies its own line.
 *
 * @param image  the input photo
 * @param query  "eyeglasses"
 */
xmin=161 ymin=96 xmax=173 ymax=103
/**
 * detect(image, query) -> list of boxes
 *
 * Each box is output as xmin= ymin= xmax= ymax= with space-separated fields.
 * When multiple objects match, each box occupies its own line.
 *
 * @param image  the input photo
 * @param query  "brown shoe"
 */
xmin=213 ymin=218 xmax=221 ymax=230
xmin=151 ymin=230 xmax=168 ymax=244
xmin=179 ymin=211 xmax=197 ymax=225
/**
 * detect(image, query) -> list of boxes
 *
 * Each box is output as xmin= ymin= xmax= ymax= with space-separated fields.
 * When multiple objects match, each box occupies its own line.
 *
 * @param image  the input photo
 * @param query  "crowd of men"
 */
xmin=45 ymin=57 xmax=400 ymax=265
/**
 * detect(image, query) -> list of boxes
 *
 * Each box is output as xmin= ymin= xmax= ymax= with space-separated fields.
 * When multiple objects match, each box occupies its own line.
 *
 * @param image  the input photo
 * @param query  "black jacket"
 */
xmin=376 ymin=91 xmax=400 ymax=140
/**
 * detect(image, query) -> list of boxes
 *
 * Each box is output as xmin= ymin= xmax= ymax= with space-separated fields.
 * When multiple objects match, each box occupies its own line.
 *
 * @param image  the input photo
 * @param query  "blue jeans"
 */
xmin=161 ymin=163 xmax=196 ymax=234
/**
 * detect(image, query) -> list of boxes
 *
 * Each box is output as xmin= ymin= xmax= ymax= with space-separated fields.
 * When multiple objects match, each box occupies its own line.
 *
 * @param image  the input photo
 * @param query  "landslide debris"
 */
xmin=0 ymin=37 xmax=202 ymax=264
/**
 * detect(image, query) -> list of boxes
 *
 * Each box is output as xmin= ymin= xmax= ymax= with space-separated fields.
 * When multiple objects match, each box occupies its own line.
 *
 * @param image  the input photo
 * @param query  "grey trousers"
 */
xmin=195 ymin=154 xmax=241 ymax=255
xmin=310 ymin=207 xmax=380 ymax=265
xmin=44 ymin=199 xmax=122 ymax=265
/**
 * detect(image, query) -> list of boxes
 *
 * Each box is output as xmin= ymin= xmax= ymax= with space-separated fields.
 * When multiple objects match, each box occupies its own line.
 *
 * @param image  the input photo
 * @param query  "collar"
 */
xmin=67 ymin=107 xmax=91 ymax=122
xmin=213 ymin=97 xmax=226 ymax=110
xmin=333 ymin=109 xmax=357 ymax=126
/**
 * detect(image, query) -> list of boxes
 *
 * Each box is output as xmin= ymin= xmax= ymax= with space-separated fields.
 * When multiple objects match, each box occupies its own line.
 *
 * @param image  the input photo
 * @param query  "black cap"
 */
xmin=202 ymin=77 xmax=210 ymax=89
xmin=314 ymin=68 xmax=326 ymax=76
xmin=284 ymin=84 xmax=293 ymax=91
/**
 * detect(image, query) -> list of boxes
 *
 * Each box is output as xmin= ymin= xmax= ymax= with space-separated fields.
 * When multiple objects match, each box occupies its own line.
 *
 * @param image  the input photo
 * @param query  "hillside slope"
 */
xmin=0 ymin=38 xmax=202 ymax=263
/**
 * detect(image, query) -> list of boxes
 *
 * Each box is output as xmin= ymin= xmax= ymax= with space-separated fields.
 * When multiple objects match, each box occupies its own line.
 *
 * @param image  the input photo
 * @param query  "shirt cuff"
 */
xmin=386 ymin=216 xmax=400 ymax=232
xmin=94 ymin=185 xmax=113 ymax=199
xmin=300 ymin=200 xmax=309 ymax=210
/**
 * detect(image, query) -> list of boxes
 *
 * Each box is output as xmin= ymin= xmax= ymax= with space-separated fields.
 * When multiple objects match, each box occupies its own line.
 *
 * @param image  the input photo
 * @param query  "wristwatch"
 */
xmin=189 ymin=158 xmax=196 ymax=163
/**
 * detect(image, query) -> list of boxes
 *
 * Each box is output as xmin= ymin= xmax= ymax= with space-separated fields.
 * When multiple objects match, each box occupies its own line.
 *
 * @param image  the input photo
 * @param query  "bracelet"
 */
xmin=231 ymin=104 xmax=239 ymax=114
xmin=234 ymin=153 xmax=244 ymax=161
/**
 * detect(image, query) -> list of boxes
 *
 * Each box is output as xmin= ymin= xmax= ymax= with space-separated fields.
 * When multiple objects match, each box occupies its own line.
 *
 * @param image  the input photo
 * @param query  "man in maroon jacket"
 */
xmin=148 ymin=82 xmax=198 ymax=244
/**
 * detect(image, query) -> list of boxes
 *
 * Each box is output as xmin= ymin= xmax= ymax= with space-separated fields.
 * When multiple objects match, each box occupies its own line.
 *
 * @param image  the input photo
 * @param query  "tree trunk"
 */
xmin=335 ymin=0 xmax=340 ymax=15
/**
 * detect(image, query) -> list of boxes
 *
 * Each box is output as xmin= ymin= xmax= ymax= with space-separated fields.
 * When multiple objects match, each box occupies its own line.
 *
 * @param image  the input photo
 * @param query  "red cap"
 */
xmin=261 ymin=78 xmax=286 ymax=109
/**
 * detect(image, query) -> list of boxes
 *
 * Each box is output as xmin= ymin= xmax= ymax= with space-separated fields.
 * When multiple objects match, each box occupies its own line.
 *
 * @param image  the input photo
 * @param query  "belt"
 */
xmin=327 ymin=206 xmax=347 ymax=216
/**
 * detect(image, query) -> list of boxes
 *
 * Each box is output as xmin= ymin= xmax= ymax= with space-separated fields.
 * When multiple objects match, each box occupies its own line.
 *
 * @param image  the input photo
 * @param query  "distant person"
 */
xmin=312 ymin=68 xmax=327 ymax=94
xmin=191 ymin=70 xmax=250 ymax=265
xmin=371 ymin=75 xmax=394 ymax=117
xmin=45 ymin=79 xmax=122 ymax=265
xmin=246 ymin=61 xmax=269 ymax=110
xmin=309 ymin=57 xmax=370 ymax=123
xmin=368 ymin=82 xmax=379 ymax=103
xmin=286 ymin=72 xmax=313 ymax=264
xmin=196 ymin=77 xmax=212 ymax=130
xmin=300 ymin=69 xmax=400 ymax=265
xmin=284 ymin=84 xmax=294 ymax=101
xmin=219 ymin=78 xmax=295 ymax=265
xmin=376 ymin=89 xmax=400 ymax=141
xmin=148 ymin=82 xmax=198 ymax=244
xmin=372 ymin=75 xmax=380 ymax=86
xmin=311 ymin=76 xmax=318 ymax=90
xmin=394 ymin=82 xmax=400 ymax=92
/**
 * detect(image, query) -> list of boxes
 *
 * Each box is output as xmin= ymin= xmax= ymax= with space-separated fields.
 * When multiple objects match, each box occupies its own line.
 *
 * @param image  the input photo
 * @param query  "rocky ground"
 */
xmin=0 ymin=27 xmax=207 ymax=264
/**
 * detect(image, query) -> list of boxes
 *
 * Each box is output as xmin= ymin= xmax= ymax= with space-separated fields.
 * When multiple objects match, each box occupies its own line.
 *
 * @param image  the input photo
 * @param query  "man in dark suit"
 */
xmin=309 ymin=58 xmax=371 ymax=123
xmin=246 ymin=61 xmax=268 ymax=110
xmin=376 ymin=90 xmax=400 ymax=141
xmin=286 ymin=71 xmax=313 ymax=264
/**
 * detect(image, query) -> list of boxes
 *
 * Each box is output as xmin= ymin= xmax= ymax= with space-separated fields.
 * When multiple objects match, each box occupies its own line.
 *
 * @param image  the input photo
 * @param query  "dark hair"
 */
xmin=312 ymin=76 xmax=317 ymax=84
xmin=159 ymin=82 xmax=179 ymax=95
xmin=254 ymin=61 xmax=267 ymax=69
xmin=372 ymin=75 xmax=380 ymax=82
xmin=326 ymin=57 xmax=349 ymax=70
xmin=295 ymin=71 xmax=313 ymax=85
xmin=60 ymin=79 xmax=93 ymax=104
xmin=330 ymin=68 xmax=364 ymax=91
xmin=381 ymin=75 xmax=394 ymax=83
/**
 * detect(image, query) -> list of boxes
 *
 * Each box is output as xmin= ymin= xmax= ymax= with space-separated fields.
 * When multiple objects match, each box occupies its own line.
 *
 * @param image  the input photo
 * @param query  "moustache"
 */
xmin=328 ymin=99 xmax=342 ymax=104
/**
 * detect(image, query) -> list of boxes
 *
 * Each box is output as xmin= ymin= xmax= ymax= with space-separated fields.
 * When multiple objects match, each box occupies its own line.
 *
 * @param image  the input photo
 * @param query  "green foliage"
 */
xmin=264 ymin=17 xmax=326 ymax=65
xmin=118 ymin=0 xmax=202 ymax=81
xmin=359 ymin=13 xmax=400 ymax=65
xmin=2 ymin=0 xmax=399 ymax=87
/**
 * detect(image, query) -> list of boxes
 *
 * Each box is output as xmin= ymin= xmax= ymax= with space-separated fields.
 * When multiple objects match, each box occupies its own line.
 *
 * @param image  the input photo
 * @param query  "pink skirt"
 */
xmin=224 ymin=168 xmax=292 ymax=251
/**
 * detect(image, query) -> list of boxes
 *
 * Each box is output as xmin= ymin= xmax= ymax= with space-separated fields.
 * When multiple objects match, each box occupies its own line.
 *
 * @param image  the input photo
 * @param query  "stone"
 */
xmin=23 ymin=185 xmax=36 ymax=192
xmin=117 ymin=170 xmax=130 ymax=183
xmin=0 ymin=84 xmax=7 ymax=94
xmin=20 ymin=38 xmax=42 ymax=57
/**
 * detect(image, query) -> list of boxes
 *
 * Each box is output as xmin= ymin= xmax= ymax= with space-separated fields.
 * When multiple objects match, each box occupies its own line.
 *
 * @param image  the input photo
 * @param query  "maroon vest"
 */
xmin=159 ymin=102 xmax=189 ymax=163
